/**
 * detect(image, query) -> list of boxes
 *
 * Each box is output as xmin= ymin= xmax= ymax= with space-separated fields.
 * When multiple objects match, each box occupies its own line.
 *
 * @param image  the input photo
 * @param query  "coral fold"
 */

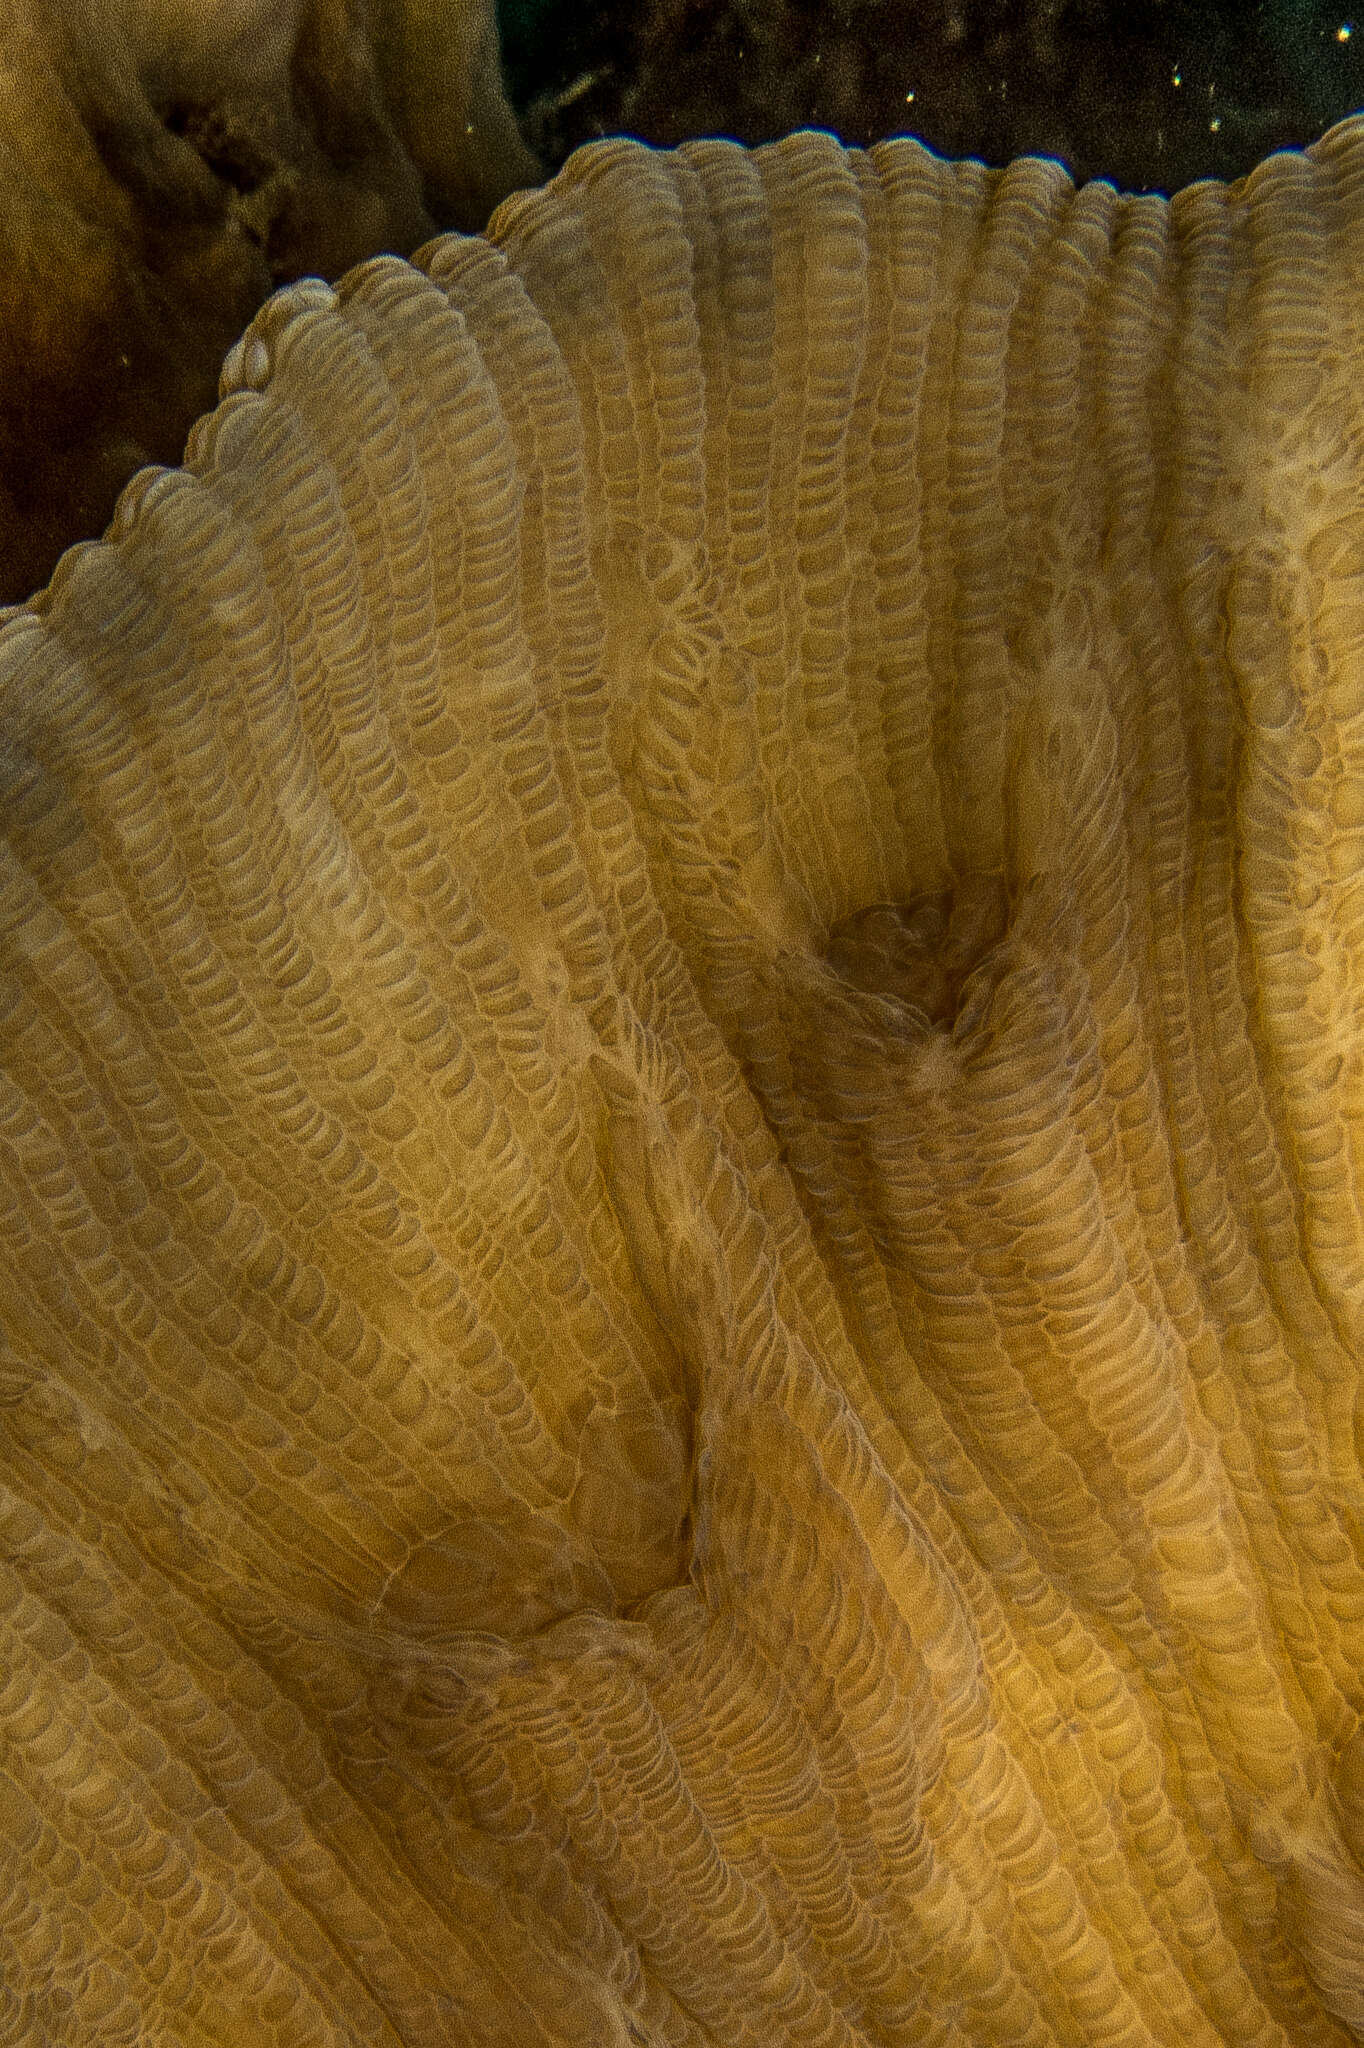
xmin=1 ymin=125 xmax=1364 ymax=2045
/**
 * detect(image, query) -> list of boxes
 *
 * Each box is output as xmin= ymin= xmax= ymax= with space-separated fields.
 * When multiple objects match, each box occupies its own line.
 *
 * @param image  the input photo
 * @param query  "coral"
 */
xmin=2 ymin=122 xmax=1364 ymax=2044
xmin=0 ymin=0 xmax=536 ymax=602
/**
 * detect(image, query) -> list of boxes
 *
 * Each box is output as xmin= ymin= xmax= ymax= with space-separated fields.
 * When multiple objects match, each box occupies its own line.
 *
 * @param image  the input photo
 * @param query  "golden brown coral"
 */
xmin=1 ymin=119 xmax=1364 ymax=2045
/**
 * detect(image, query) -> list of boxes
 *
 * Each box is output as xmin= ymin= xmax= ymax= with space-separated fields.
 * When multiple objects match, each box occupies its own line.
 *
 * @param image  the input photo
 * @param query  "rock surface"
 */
xmin=0 ymin=0 xmax=536 ymax=603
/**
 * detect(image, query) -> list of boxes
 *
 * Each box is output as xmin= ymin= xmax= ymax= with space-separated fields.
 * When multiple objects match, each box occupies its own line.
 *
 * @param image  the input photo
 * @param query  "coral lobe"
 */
xmin=1 ymin=121 xmax=1364 ymax=2045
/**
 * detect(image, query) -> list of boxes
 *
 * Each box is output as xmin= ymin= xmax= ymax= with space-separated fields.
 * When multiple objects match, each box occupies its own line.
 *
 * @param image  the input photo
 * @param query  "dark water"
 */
xmin=497 ymin=0 xmax=1364 ymax=193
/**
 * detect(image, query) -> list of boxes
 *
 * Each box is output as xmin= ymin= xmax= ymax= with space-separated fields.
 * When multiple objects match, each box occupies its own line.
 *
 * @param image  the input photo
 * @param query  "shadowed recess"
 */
xmin=0 ymin=0 xmax=537 ymax=604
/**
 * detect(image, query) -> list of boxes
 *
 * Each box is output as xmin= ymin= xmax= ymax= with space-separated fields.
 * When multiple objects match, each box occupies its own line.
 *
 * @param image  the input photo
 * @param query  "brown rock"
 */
xmin=0 ymin=0 xmax=536 ymax=602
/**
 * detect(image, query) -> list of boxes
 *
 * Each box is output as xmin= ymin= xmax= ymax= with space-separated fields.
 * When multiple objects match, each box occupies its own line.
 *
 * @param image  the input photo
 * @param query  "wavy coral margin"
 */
xmin=2 ymin=118 xmax=1364 ymax=2046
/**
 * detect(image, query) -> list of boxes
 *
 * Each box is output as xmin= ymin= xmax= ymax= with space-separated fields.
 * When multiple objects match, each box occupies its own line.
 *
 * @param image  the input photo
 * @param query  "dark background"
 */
xmin=498 ymin=0 xmax=1364 ymax=194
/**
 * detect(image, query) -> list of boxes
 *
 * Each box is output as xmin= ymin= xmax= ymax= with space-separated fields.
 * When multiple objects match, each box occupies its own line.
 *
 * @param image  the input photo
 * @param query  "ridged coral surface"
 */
xmin=1 ymin=124 xmax=1364 ymax=2046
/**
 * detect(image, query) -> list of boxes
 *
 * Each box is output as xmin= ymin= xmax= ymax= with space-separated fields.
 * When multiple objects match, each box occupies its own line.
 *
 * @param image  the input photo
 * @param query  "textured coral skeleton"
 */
xmin=1 ymin=115 xmax=1364 ymax=2045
